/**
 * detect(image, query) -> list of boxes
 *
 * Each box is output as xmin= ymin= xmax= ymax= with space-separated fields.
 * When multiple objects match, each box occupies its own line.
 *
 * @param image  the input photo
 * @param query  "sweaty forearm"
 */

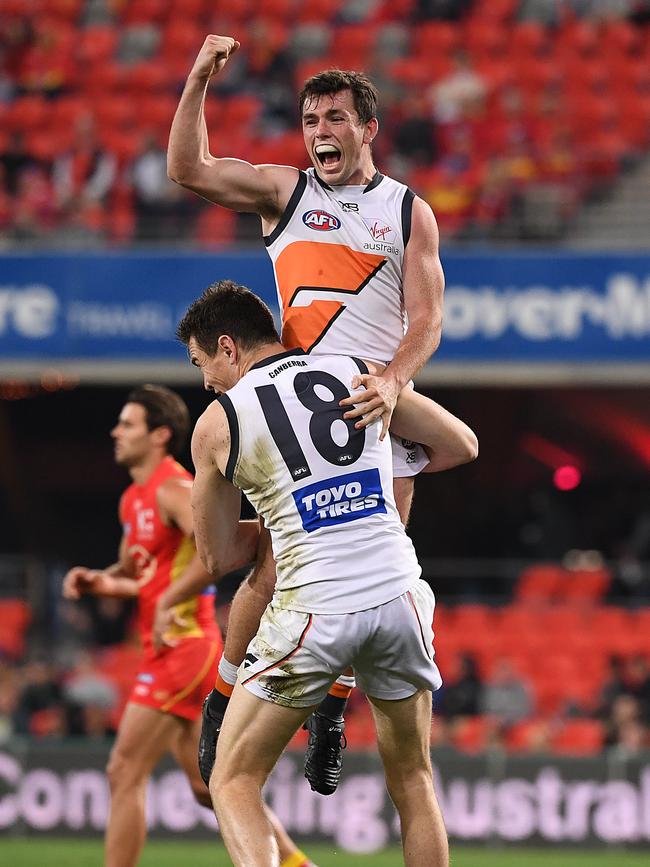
xmin=223 ymin=564 xmax=277 ymax=665
xmin=168 ymin=75 xmax=212 ymax=184
xmin=385 ymin=316 xmax=441 ymax=391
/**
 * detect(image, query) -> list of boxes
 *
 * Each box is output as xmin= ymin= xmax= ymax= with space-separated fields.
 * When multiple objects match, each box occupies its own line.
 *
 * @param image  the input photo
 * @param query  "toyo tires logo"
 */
xmin=302 ymin=210 xmax=341 ymax=231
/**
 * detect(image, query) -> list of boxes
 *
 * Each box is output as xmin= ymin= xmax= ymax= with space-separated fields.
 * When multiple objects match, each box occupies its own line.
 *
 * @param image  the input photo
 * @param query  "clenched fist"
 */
xmin=189 ymin=35 xmax=240 ymax=82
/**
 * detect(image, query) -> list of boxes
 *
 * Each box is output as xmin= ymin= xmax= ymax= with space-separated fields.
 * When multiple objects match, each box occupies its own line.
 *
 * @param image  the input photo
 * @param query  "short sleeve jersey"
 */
xmin=119 ymin=456 xmax=217 ymax=658
xmin=264 ymin=168 xmax=415 ymax=364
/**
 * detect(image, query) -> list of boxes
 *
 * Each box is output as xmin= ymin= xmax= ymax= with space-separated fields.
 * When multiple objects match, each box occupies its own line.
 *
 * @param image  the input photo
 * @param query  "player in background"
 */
xmin=63 ymin=385 xmax=314 ymax=867
xmin=168 ymin=36 xmax=447 ymax=793
xmin=177 ymin=281 xmax=454 ymax=866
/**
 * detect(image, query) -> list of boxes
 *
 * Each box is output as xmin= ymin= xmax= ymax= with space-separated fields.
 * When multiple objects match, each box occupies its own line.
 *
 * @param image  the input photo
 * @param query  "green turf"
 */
xmin=0 ymin=839 xmax=647 ymax=866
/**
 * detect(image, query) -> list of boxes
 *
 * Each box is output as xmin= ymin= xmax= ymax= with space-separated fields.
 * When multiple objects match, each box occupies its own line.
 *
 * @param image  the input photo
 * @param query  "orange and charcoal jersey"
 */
xmin=119 ymin=455 xmax=219 ymax=660
xmin=265 ymin=167 xmax=415 ymax=362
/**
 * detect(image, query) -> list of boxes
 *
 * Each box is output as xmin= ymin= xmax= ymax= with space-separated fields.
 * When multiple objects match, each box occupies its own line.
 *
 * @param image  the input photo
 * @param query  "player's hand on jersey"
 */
xmin=152 ymin=598 xmax=188 ymax=653
xmin=62 ymin=567 xmax=109 ymax=599
xmin=189 ymin=35 xmax=240 ymax=82
xmin=340 ymin=373 xmax=400 ymax=442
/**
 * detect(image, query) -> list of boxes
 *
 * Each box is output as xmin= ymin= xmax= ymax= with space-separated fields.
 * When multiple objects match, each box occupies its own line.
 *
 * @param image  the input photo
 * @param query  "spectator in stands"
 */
xmin=480 ymin=658 xmax=533 ymax=736
xmin=14 ymin=658 xmax=65 ymax=737
xmin=63 ymin=651 xmax=117 ymax=737
xmin=440 ymin=654 xmax=481 ymax=719
xmin=391 ymin=93 xmax=439 ymax=172
xmin=427 ymin=50 xmax=486 ymax=126
xmin=19 ymin=21 xmax=76 ymax=96
xmin=597 ymin=655 xmax=628 ymax=720
xmin=0 ymin=662 xmax=19 ymax=744
xmin=414 ymin=0 xmax=474 ymax=20
xmin=52 ymin=113 xmax=116 ymax=217
xmin=0 ymin=131 xmax=38 ymax=196
xmin=604 ymin=693 xmax=644 ymax=746
xmin=129 ymin=132 xmax=194 ymax=240
xmin=625 ymin=656 xmax=650 ymax=724
xmin=11 ymin=164 xmax=58 ymax=240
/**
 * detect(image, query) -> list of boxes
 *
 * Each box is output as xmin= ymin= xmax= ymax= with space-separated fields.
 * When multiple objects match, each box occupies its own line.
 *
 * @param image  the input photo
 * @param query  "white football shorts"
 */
xmin=391 ymin=433 xmax=429 ymax=478
xmin=239 ymin=579 xmax=442 ymax=708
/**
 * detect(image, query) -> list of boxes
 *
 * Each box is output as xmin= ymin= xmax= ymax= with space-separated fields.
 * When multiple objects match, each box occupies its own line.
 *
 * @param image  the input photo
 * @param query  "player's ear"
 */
xmin=364 ymin=117 xmax=379 ymax=145
xmin=152 ymin=425 xmax=172 ymax=449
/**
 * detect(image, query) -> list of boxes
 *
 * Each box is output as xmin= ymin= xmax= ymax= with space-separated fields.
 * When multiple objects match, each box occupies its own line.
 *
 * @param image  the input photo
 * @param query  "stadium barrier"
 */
xmin=1 ymin=251 xmax=649 ymax=384
xmin=1 ymin=742 xmax=649 ymax=851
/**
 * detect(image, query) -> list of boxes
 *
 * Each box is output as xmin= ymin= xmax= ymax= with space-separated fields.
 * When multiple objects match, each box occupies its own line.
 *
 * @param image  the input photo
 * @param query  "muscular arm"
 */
xmin=152 ymin=466 xmax=260 ymax=648
xmin=391 ymin=389 xmax=478 ymax=472
xmin=389 ymin=196 xmax=444 ymax=388
xmin=190 ymin=402 xmax=258 ymax=576
xmin=341 ymin=197 xmax=444 ymax=437
xmin=167 ymin=34 xmax=296 ymax=219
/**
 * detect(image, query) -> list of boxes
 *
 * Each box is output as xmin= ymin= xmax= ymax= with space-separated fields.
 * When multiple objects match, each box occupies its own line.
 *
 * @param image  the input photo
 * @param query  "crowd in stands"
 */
xmin=2 ymin=558 xmax=650 ymax=755
xmin=1 ymin=0 xmax=650 ymax=245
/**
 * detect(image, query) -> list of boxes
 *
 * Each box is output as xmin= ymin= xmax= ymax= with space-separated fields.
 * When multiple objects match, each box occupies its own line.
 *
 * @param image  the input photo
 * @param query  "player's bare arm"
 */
xmin=340 ymin=198 xmax=444 ymax=434
xmin=391 ymin=389 xmax=478 ymax=472
xmin=62 ymin=534 xmax=139 ymax=600
xmin=190 ymin=402 xmax=255 ymax=577
xmin=342 ymin=359 xmax=477 ymax=469
xmin=152 ymin=471 xmax=260 ymax=650
xmin=167 ymin=35 xmax=297 ymax=225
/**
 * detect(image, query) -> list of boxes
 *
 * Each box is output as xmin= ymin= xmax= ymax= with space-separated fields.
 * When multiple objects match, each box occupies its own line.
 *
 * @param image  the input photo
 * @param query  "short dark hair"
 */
xmin=299 ymin=70 xmax=378 ymax=124
xmin=126 ymin=384 xmax=190 ymax=458
xmin=176 ymin=279 xmax=279 ymax=355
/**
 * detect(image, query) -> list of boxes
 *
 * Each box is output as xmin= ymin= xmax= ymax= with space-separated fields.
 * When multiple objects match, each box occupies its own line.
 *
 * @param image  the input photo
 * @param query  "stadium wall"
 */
xmin=1 ymin=744 xmax=649 ymax=850
xmin=1 ymin=250 xmax=649 ymax=385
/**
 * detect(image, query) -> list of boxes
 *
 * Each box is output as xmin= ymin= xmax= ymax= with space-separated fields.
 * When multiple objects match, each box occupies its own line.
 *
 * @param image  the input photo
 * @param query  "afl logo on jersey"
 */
xmin=302 ymin=210 xmax=341 ymax=231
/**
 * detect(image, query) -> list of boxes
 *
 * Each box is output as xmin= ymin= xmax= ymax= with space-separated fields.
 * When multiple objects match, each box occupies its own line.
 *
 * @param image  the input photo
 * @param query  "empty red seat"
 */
xmin=77 ymin=26 xmax=118 ymax=64
xmin=516 ymin=564 xmax=565 ymax=602
xmin=562 ymin=568 xmax=611 ymax=602
xmin=551 ymin=720 xmax=604 ymax=756
xmin=411 ymin=22 xmax=459 ymax=58
xmin=195 ymin=206 xmax=237 ymax=247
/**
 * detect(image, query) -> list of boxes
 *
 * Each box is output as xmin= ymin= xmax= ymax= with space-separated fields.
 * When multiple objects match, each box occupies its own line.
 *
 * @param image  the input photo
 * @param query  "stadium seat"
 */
xmin=296 ymin=0 xmax=343 ymax=24
xmin=515 ymin=564 xmax=565 ymax=602
xmin=550 ymin=720 xmax=604 ymax=756
xmin=0 ymin=599 xmax=32 ymax=658
xmin=77 ymin=25 xmax=119 ymax=64
xmin=194 ymin=207 xmax=237 ymax=247
xmin=328 ymin=24 xmax=377 ymax=69
xmin=562 ymin=568 xmax=611 ymax=602
xmin=411 ymin=22 xmax=460 ymax=59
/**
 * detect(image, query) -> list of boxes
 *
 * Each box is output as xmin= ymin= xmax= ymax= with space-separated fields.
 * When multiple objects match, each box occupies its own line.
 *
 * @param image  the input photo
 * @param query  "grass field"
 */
xmin=1 ymin=839 xmax=648 ymax=866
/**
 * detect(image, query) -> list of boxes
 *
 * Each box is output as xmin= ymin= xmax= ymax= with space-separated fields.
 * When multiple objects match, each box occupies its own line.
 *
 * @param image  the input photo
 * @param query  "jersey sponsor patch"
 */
xmin=293 ymin=468 xmax=386 ymax=532
xmin=362 ymin=217 xmax=396 ymax=243
xmin=302 ymin=209 xmax=341 ymax=232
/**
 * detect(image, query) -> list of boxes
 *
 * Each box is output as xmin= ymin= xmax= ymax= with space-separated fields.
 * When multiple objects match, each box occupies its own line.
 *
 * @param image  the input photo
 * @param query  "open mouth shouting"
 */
xmin=315 ymin=143 xmax=342 ymax=172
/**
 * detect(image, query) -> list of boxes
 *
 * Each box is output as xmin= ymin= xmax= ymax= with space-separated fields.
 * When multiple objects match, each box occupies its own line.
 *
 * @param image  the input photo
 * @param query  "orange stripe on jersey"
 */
xmin=275 ymin=241 xmax=386 ymax=352
xmin=168 ymin=536 xmax=203 ymax=640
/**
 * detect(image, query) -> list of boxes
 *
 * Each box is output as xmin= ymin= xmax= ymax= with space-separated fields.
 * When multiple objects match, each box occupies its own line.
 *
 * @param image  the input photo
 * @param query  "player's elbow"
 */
xmin=167 ymin=159 xmax=191 ymax=186
xmin=459 ymin=427 xmax=479 ymax=465
xmin=427 ymin=426 xmax=478 ymax=473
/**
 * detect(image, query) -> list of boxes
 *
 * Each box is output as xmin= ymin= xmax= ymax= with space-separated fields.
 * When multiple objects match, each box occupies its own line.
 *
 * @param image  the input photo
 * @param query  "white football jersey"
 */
xmin=265 ymin=168 xmax=415 ymax=363
xmin=218 ymin=349 xmax=421 ymax=614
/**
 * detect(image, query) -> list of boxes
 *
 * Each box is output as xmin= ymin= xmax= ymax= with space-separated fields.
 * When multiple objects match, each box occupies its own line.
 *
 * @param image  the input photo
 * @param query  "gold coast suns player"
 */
xmin=167 ymin=36 xmax=450 ymax=796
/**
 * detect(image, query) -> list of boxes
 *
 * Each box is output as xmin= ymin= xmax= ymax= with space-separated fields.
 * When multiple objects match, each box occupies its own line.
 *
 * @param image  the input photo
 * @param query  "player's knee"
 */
xmin=384 ymin=764 xmax=432 ymax=807
xmin=106 ymin=750 xmax=146 ymax=792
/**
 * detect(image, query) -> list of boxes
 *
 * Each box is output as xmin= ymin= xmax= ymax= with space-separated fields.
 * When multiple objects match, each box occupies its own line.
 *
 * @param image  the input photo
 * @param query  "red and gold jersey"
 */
xmin=119 ymin=456 xmax=218 ymax=659
xmin=264 ymin=168 xmax=415 ymax=363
